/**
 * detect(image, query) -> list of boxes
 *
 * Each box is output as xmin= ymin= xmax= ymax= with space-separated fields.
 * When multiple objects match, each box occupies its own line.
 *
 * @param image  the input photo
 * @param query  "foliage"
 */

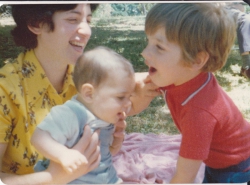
xmin=111 ymin=4 xmax=140 ymax=16
xmin=111 ymin=3 xmax=155 ymax=16
xmin=245 ymin=4 xmax=250 ymax=13
xmin=93 ymin=3 xmax=155 ymax=17
xmin=0 ymin=5 xmax=11 ymax=17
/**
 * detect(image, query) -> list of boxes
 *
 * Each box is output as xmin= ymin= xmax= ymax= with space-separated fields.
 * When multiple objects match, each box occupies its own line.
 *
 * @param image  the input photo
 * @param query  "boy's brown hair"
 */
xmin=145 ymin=3 xmax=236 ymax=72
xmin=73 ymin=46 xmax=134 ymax=91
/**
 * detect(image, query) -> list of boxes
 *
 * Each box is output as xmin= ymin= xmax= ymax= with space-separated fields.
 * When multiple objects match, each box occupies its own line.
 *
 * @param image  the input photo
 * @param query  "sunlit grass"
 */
xmin=1 ymin=15 xmax=249 ymax=135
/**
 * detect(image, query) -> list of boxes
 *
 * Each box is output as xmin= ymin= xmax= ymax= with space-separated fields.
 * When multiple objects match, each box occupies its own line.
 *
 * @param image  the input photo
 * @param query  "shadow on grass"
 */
xmin=0 ymin=25 xmax=24 ymax=67
xmin=86 ymin=26 xmax=148 ymax=72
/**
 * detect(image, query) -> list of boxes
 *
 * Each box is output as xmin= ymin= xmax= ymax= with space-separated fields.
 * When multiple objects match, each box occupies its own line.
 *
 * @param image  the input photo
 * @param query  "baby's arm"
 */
xmin=170 ymin=156 xmax=202 ymax=183
xmin=31 ymin=128 xmax=88 ymax=173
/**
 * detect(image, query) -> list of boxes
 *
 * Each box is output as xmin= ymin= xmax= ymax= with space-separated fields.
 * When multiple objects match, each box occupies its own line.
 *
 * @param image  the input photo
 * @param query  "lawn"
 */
xmin=1 ymin=15 xmax=250 ymax=135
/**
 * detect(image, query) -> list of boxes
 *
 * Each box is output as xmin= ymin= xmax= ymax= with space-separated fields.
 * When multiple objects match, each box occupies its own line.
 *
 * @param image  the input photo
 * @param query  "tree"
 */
xmin=0 ymin=5 xmax=11 ymax=17
xmin=110 ymin=3 xmax=155 ymax=16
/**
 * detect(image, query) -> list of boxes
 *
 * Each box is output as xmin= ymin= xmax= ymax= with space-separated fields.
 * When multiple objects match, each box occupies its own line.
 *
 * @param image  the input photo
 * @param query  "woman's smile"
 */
xmin=69 ymin=41 xmax=85 ymax=53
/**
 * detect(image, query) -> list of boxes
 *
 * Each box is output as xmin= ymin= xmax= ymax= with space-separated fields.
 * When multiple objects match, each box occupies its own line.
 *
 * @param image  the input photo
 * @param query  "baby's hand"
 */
xmin=58 ymin=149 xmax=88 ymax=173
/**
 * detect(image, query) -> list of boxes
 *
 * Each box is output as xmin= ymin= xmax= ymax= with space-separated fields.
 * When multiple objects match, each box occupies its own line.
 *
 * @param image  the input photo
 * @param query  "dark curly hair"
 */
xmin=11 ymin=4 xmax=99 ymax=49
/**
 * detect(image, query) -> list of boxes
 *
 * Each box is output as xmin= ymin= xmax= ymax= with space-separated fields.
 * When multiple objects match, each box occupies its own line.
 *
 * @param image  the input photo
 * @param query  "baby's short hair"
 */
xmin=73 ymin=46 xmax=134 ymax=91
xmin=145 ymin=3 xmax=236 ymax=72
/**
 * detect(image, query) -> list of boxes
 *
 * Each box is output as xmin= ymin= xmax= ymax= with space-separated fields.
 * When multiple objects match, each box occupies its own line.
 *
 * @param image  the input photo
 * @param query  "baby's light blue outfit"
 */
xmin=34 ymin=95 xmax=121 ymax=184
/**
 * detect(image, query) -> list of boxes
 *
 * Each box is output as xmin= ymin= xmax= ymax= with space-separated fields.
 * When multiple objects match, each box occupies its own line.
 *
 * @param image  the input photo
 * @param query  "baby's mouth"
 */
xmin=117 ymin=112 xmax=126 ymax=121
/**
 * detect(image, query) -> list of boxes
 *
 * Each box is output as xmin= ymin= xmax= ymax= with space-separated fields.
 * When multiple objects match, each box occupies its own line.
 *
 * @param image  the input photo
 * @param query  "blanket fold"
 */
xmin=113 ymin=133 xmax=205 ymax=184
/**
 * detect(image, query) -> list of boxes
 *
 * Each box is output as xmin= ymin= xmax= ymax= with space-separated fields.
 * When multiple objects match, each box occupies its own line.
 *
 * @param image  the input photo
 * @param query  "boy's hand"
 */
xmin=58 ymin=150 xmax=88 ymax=174
xmin=129 ymin=72 xmax=160 ymax=115
xmin=170 ymin=156 xmax=202 ymax=183
xmin=134 ymin=72 xmax=160 ymax=98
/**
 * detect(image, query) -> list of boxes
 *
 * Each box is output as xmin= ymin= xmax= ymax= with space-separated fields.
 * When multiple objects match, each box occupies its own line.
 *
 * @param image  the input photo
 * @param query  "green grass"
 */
xmin=1 ymin=16 xmax=249 ymax=135
xmin=0 ymin=25 xmax=24 ymax=67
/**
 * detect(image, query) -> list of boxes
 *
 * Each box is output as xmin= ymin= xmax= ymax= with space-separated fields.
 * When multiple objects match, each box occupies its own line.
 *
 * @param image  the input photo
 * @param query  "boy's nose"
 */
xmin=141 ymin=47 xmax=150 ymax=60
xmin=124 ymin=100 xmax=132 ymax=114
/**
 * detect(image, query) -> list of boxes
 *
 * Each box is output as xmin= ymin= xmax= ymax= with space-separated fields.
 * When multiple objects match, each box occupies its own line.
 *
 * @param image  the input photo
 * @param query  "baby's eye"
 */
xmin=117 ymin=96 xmax=125 ymax=100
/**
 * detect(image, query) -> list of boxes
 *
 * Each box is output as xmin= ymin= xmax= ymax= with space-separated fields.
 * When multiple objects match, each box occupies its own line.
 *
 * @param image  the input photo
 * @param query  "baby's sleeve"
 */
xmin=37 ymin=105 xmax=80 ymax=148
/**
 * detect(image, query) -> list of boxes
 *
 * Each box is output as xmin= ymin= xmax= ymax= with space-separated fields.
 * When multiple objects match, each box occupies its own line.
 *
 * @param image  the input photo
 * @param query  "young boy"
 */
xmin=141 ymin=3 xmax=250 ymax=183
xmin=31 ymin=46 xmax=135 ymax=184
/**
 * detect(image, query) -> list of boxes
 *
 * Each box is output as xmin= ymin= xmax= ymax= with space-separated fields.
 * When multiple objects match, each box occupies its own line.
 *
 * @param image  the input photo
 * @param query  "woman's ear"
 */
xmin=192 ymin=51 xmax=209 ymax=71
xmin=27 ymin=24 xmax=42 ymax=35
xmin=79 ymin=83 xmax=95 ymax=103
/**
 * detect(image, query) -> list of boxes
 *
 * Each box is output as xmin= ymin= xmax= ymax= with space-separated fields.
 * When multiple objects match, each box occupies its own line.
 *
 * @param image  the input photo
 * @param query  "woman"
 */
xmin=0 ymin=4 xmax=158 ymax=184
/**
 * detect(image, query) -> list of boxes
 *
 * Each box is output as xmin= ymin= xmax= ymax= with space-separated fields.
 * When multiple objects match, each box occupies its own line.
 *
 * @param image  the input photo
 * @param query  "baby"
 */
xmin=31 ymin=46 xmax=135 ymax=184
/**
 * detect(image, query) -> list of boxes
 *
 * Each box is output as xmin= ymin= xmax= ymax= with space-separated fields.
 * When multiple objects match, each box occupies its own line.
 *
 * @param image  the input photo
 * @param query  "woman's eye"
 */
xmin=67 ymin=19 xmax=77 ymax=23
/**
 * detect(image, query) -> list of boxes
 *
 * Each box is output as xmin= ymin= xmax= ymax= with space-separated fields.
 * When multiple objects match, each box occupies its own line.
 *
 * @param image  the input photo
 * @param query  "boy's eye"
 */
xmin=156 ymin=44 xmax=164 ymax=50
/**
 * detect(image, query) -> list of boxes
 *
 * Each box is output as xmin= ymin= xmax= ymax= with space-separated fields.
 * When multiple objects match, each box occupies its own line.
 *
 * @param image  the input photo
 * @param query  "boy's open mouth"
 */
xmin=149 ymin=66 xmax=157 ymax=75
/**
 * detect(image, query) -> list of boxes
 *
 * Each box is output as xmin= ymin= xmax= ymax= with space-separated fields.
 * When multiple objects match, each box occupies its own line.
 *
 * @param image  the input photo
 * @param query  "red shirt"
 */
xmin=160 ymin=72 xmax=250 ymax=169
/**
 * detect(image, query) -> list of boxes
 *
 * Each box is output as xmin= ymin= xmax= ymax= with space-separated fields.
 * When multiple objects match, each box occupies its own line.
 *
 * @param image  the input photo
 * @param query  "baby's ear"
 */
xmin=79 ymin=83 xmax=94 ymax=103
xmin=192 ymin=51 xmax=209 ymax=70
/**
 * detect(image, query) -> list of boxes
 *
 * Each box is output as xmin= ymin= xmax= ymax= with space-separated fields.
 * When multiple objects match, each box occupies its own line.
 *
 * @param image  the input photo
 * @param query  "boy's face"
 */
xmin=37 ymin=4 xmax=92 ymax=66
xmin=142 ymin=27 xmax=194 ymax=87
xmin=90 ymin=70 xmax=135 ymax=124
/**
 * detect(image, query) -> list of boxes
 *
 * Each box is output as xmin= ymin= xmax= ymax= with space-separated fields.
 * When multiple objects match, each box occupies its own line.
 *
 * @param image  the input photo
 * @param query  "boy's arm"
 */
xmin=170 ymin=156 xmax=202 ymax=183
xmin=129 ymin=72 xmax=160 ymax=116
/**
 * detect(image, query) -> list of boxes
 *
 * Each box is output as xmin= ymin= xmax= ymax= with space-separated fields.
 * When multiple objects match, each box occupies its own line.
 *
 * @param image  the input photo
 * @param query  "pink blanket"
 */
xmin=113 ymin=133 xmax=205 ymax=184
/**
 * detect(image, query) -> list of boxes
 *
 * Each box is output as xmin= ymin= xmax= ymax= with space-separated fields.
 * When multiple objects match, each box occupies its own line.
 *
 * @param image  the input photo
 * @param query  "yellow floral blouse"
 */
xmin=0 ymin=50 xmax=77 ymax=174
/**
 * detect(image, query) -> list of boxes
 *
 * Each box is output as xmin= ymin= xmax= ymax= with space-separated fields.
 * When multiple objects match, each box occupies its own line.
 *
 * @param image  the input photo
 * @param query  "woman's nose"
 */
xmin=78 ymin=21 xmax=92 ymax=38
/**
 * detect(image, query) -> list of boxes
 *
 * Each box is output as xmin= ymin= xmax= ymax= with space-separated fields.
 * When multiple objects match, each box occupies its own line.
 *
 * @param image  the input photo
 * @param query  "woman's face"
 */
xmin=36 ymin=4 xmax=92 ymax=66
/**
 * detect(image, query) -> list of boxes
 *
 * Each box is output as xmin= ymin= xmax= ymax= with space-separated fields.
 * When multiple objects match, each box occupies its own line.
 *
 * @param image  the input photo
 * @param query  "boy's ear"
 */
xmin=192 ymin=51 xmax=209 ymax=70
xmin=27 ymin=24 xmax=42 ymax=35
xmin=79 ymin=83 xmax=95 ymax=103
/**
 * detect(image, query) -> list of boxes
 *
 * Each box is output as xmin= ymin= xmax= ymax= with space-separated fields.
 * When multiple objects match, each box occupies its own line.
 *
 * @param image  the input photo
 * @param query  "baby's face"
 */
xmin=90 ymin=70 xmax=135 ymax=124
